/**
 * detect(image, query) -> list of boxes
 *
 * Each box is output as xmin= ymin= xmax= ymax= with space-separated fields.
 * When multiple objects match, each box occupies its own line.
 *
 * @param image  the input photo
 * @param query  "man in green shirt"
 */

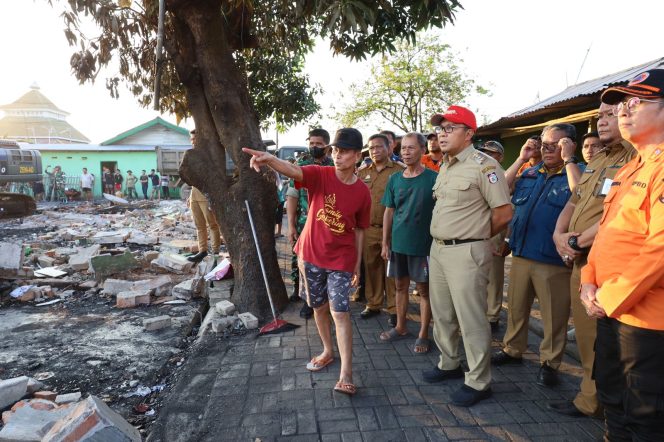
xmin=380 ymin=132 xmax=437 ymax=353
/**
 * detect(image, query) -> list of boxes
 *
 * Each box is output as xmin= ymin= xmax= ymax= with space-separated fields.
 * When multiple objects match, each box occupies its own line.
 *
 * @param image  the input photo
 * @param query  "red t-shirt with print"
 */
xmin=294 ymin=165 xmax=371 ymax=273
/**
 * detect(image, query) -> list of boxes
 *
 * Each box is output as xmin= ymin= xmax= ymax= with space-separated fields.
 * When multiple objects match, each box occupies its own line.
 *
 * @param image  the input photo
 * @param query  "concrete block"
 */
xmin=238 ymin=312 xmax=259 ymax=330
xmin=0 ymin=376 xmax=29 ymax=410
xmin=42 ymin=395 xmax=141 ymax=442
xmin=131 ymin=275 xmax=172 ymax=296
xmin=172 ymin=278 xmax=200 ymax=300
xmin=38 ymin=255 xmax=56 ymax=268
xmin=68 ymin=245 xmax=101 ymax=271
xmin=151 ymin=253 xmax=194 ymax=273
xmin=90 ymin=251 xmax=140 ymax=279
xmin=77 ymin=280 xmax=97 ymax=289
xmin=126 ymin=230 xmax=158 ymax=245
xmin=91 ymin=231 xmax=129 ymax=245
xmin=211 ymin=316 xmax=236 ymax=333
xmin=161 ymin=239 xmax=198 ymax=253
xmin=33 ymin=391 xmax=58 ymax=401
xmin=0 ymin=399 xmax=74 ymax=441
xmin=26 ymin=378 xmax=44 ymax=394
xmin=208 ymin=279 xmax=233 ymax=305
xmin=54 ymin=392 xmax=81 ymax=405
xmin=215 ymin=300 xmax=235 ymax=316
xmin=0 ymin=242 xmax=23 ymax=278
xmin=115 ymin=291 xmax=151 ymax=309
xmin=102 ymin=279 xmax=135 ymax=295
xmin=144 ymin=315 xmax=171 ymax=331
xmin=143 ymin=250 xmax=160 ymax=263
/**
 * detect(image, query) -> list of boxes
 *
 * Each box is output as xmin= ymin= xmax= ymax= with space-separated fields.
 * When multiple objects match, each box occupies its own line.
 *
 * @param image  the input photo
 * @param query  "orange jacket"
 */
xmin=421 ymin=154 xmax=442 ymax=172
xmin=581 ymin=146 xmax=664 ymax=330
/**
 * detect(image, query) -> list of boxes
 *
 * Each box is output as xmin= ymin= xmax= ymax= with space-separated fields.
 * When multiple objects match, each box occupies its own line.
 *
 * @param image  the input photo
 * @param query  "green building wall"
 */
xmin=40 ymin=150 xmax=160 ymax=197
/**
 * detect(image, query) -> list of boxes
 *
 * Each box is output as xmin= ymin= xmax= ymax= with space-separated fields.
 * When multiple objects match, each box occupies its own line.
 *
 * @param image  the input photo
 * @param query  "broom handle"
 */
xmin=245 ymin=200 xmax=278 ymax=321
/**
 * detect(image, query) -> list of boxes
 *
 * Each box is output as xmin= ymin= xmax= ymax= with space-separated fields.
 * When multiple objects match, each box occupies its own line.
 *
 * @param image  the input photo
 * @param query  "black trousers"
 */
xmin=594 ymin=317 xmax=664 ymax=441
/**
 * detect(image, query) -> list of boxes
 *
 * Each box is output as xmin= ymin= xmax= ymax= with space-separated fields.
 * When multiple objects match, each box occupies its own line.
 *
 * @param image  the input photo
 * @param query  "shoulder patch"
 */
xmin=487 ymin=171 xmax=498 ymax=184
xmin=526 ymin=168 xmax=538 ymax=177
xmin=472 ymin=152 xmax=486 ymax=165
xmin=584 ymin=168 xmax=594 ymax=174
xmin=650 ymin=148 xmax=663 ymax=160
xmin=481 ymin=165 xmax=496 ymax=173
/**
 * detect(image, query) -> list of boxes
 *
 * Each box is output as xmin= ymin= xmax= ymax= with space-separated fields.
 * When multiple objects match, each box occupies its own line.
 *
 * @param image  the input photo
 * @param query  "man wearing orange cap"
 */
xmin=423 ymin=105 xmax=513 ymax=407
xmin=581 ymin=69 xmax=664 ymax=440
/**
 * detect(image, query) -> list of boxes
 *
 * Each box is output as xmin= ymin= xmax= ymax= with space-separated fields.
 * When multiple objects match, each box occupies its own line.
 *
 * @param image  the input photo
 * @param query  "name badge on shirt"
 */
xmin=599 ymin=178 xmax=613 ymax=196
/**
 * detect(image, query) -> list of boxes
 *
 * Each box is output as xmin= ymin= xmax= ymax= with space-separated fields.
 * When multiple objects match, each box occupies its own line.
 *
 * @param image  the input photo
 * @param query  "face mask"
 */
xmin=310 ymin=147 xmax=326 ymax=158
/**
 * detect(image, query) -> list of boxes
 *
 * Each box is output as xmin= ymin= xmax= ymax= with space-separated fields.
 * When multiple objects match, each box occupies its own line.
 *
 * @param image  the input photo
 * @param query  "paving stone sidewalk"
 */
xmin=147 ymin=298 xmax=604 ymax=442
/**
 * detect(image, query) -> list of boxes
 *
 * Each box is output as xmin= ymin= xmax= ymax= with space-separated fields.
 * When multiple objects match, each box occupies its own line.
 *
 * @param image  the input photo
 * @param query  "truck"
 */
xmin=0 ymin=139 xmax=42 ymax=218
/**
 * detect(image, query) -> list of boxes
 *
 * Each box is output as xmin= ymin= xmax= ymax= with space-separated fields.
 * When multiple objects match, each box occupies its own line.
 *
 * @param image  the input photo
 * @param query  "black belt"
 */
xmin=370 ymin=224 xmax=383 ymax=228
xmin=436 ymin=238 xmax=484 ymax=246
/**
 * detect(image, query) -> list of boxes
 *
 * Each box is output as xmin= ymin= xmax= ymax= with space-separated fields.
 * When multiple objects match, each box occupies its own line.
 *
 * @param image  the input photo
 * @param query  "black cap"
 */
xmin=601 ymin=69 xmax=664 ymax=104
xmin=426 ymin=132 xmax=437 ymax=140
xmin=328 ymin=128 xmax=363 ymax=150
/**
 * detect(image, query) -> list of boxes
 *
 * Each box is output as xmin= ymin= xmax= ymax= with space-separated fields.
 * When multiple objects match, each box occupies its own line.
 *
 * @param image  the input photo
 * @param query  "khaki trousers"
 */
xmin=429 ymin=240 xmax=492 ymax=391
xmin=570 ymin=257 xmax=601 ymax=416
xmin=191 ymin=199 xmax=221 ymax=253
xmin=362 ymin=227 xmax=396 ymax=313
xmin=486 ymin=254 xmax=505 ymax=322
xmin=502 ymin=256 xmax=571 ymax=369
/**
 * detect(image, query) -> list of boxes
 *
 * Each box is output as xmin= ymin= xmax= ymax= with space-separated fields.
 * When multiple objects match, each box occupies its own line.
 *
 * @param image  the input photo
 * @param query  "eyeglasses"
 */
xmin=434 ymin=125 xmax=467 ymax=134
xmin=615 ymin=96 xmax=663 ymax=115
xmin=540 ymin=142 xmax=561 ymax=153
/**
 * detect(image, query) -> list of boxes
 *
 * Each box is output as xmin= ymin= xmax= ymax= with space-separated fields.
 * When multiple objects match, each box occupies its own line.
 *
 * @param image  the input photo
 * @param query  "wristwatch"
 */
xmin=564 ymin=156 xmax=579 ymax=166
xmin=568 ymin=235 xmax=588 ymax=253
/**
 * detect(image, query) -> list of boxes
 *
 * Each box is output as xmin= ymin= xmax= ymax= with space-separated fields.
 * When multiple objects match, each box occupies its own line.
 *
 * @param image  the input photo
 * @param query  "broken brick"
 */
xmin=33 ymin=391 xmax=58 ymax=401
xmin=238 ymin=312 xmax=259 ymax=330
xmin=144 ymin=315 xmax=171 ymax=331
xmin=115 ymin=291 xmax=151 ymax=309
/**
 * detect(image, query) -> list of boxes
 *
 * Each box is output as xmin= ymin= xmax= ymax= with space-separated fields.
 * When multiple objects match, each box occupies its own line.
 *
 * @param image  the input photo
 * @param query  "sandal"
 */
xmin=334 ymin=380 xmax=357 ymax=396
xmin=413 ymin=337 xmax=431 ymax=354
xmin=379 ymin=328 xmax=410 ymax=342
xmin=306 ymin=355 xmax=334 ymax=372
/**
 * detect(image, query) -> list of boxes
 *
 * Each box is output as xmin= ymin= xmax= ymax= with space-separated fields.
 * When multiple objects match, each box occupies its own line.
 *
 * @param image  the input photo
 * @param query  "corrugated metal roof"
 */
xmin=484 ymin=57 xmax=664 ymax=128
xmin=16 ymin=143 xmax=191 ymax=152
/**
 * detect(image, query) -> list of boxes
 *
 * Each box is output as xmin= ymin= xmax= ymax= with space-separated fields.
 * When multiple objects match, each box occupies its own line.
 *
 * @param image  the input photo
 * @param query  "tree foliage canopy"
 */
xmin=337 ymin=35 xmax=488 ymax=133
xmin=53 ymin=0 xmax=462 ymax=129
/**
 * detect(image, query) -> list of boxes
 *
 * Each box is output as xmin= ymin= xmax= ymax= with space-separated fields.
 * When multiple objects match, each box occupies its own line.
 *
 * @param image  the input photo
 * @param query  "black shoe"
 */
xmin=422 ymin=366 xmax=464 ymax=383
xmin=547 ymin=401 xmax=584 ymax=417
xmin=299 ymin=303 xmax=313 ymax=319
xmin=490 ymin=320 xmax=499 ymax=333
xmin=360 ymin=308 xmax=380 ymax=319
xmin=387 ymin=314 xmax=397 ymax=328
xmin=491 ymin=350 xmax=522 ymax=366
xmin=289 ymin=283 xmax=300 ymax=302
xmin=186 ymin=251 xmax=208 ymax=262
xmin=451 ymin=385 xmax=492 ymax=407
xmin=537 ymin=364 xmax=559 ymax=387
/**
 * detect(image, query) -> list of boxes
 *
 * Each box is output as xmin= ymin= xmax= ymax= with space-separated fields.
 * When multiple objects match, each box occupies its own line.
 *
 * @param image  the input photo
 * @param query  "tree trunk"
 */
xmin=167 ymin=0 xmax=287 ymax=319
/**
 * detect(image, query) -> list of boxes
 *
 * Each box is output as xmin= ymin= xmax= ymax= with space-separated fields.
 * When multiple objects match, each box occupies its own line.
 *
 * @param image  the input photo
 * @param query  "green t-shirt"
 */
xmin=381 ymin=168 xmax=437 ymax=257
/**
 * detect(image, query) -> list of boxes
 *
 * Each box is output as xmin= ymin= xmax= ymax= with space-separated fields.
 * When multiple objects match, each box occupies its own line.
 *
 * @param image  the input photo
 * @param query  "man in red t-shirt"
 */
xmin=243 ymin=128 xmax=371 ymax=396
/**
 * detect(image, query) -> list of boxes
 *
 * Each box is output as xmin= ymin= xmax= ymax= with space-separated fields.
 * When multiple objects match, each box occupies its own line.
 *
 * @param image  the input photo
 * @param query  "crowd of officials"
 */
xmin=243 ymin=68 xmax=664 ymax=440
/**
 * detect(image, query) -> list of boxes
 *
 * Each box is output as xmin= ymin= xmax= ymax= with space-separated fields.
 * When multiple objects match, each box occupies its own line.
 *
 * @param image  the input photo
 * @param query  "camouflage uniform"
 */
xmin=287 ymin=153 xmax=334 ymax=286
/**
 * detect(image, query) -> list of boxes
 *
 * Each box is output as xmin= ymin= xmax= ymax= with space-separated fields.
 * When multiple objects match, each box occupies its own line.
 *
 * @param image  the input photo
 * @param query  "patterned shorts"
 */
xmin=298 ymin=260 xmax=353 ymax=312
xmin=386 ymin=252 xmax=429 ymax=283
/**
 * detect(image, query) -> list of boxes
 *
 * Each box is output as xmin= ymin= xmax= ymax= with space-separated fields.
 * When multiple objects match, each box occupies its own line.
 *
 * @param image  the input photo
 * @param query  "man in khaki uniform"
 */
xmin=186 ymin=130 xmax=222 ymax=263
xmin=477 ymin=141 xmax=509 ymax=332
xmin=423 ymin=106 xmax=512 ymax=407
xmin=548 ymin=102 xmax=636 ymax=418
xmin=359 ymin=134 xmax=402 ymax=321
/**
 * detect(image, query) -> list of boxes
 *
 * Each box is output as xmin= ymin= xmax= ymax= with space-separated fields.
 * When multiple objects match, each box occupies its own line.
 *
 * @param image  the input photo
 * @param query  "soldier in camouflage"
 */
xmin=286 ymin=128 xmax=334 ymax=319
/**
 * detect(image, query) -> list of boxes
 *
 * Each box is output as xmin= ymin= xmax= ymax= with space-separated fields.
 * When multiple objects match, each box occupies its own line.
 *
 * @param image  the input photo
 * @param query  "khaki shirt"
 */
xmin=569 ymin=140 xmax=636 ymax=233
xmin=359 ymin=160 xmax=404 ymax=226
xmin=431 ymin=145 xmax=511 ymax=240
xmin=190 ymin=186 xmax=208 ymax=202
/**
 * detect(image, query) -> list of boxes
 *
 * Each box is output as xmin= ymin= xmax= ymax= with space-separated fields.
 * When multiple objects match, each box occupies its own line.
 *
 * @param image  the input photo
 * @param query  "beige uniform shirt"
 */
xmin=431 ymin=145 xmax=511 ymax=240
xmin=359 ymin=160 xmax=404 ymax=227
xmin=569 ymin=140 xmax=636 ymax=233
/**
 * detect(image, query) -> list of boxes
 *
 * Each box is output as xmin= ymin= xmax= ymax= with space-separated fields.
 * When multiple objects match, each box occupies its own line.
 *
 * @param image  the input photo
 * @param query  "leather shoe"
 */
xmin=422 ymin=366 xmax=464 ymax=383
xmin=451 ymin=385 xmax=492 ymax=407
xmin=360 ymin=308 xmax=380 ymax=319
xmin=387 ymin=314 xmax=397 ymax=328
xmin=186 ymin=251 xmax=208 ymax=262
xmin=299 ymin=303 xmax=313 ymax=319
xmin=547 ymin=401 xmax=584 ymax=417
xmin=537 ymin=363 xmax=559 ymax=387
xmin=491 ymin=350 xmax=522 ymax=365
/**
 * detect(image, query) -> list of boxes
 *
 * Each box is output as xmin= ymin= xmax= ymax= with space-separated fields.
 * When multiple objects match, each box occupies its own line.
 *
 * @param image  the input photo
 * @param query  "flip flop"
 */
xmin=413 ymin=337 xmax=431 ymax=354
xmin=379 ymin=328 xmax=410 ymax=342
xmin=334 ymin=380 xmax=357 ymax=396
xmin=306 ymin=355 xmax=334 ymax=372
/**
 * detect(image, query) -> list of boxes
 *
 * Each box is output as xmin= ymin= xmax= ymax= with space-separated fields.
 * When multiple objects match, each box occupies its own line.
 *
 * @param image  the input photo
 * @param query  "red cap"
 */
xmin=430 ymin=105 xmax=477 ymax=130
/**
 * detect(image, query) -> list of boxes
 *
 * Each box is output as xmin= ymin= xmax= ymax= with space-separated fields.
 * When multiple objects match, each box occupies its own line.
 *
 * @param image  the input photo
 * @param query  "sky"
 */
xmin=1 ymin=0 xmax=663 ymax=146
